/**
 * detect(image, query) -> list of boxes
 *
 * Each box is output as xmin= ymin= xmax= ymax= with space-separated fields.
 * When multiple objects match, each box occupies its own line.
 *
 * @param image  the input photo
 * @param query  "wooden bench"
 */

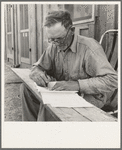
xmin=11 ymin=68 xmax=117 ymax=122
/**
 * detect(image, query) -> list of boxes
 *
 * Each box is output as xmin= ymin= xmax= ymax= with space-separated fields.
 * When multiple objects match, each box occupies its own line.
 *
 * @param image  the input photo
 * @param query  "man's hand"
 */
xmin=51 ymin=81 xmax=80 ymax=91
xmin=29 ymin=66 xmax=52 ymax=87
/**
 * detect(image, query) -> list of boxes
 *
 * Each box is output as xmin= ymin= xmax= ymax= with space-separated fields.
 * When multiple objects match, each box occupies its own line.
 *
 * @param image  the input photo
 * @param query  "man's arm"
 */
xmin=51 ymin=80 xmax=80 ymax=91
xmin=51 ymin=46 xmax=117 ymax=94
xmin=29 ymin=65 xmax=52 ymax=87
xmin=78 ymin=46 xmax=118 ymax=94
xmin=29 ymin=45 xmax=55 ymax=87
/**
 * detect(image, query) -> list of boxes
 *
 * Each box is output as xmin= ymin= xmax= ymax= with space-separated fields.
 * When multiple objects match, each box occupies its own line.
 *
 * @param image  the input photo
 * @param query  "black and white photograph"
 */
xmin=2 ymin=1 xmax=121 ymax=148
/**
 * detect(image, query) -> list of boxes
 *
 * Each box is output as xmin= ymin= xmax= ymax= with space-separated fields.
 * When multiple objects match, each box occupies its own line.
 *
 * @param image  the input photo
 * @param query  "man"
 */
xmin=20 ymin=10 xmax=117 ymax=121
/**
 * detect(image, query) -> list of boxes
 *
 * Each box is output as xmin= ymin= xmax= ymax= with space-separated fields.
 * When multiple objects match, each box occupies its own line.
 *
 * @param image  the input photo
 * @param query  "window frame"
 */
xmin=17 ymin=4 xmax=31 ymax=64
xmin=5 ymin=4 xmax=13 ymax=59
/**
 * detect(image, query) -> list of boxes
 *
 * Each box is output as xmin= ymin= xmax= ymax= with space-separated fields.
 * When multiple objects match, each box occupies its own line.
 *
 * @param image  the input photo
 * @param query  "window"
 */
xmin=20 ymin=5 xmax=28 ymax=30
xmin=19 ymin=5 xmax=29 ymax=59
xmin=64 ymin=4 xmax=95 ymax=25
xmin=6 ymin=4 xmax=12 ymax=55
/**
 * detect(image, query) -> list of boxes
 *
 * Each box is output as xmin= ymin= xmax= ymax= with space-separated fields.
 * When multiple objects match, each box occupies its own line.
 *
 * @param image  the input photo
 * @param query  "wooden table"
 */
xmin=11 ymin=68 xmax=117 ymax=122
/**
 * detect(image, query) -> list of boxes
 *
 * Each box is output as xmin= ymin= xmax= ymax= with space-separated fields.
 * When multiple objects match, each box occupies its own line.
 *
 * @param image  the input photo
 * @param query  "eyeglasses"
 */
xmin=48 ymin=26 xmax=72 ymax=44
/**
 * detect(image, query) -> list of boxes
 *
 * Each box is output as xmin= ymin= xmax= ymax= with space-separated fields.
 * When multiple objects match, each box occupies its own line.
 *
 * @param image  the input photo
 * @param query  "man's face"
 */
xmin=46 ymin=22 xmax=68 ymax=46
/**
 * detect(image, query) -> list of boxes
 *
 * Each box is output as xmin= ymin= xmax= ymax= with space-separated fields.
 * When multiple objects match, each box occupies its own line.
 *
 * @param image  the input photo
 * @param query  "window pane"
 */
xmin=7 ymin=34 xmax=12 ymax=54
xmin=21 ymin=33 xmax=24 ymax=57
xmin=21 ymin=32 xmax=29 ymax=58
xmin=24 ymin=32 xmax=29 ymax=58
xmin=20 ymin=5 xmax=28 ymax=30
xmin=80 ymin=29 xmax=89 ymax=37
xmin=24 ymin=5 xmax=28 ymax=29
xmin=64 ymin=4 xmax=93 ymax=22
xmin=20 ymin=5 xmax=23 ymax=30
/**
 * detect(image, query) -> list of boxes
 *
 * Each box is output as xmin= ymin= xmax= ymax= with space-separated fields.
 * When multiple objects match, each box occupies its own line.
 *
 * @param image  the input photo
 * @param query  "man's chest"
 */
xmin=53 ymin=50 xmax=88 ymax=81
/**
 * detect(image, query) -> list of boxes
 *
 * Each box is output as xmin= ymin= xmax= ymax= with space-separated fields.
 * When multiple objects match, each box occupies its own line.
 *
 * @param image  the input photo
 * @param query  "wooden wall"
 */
xmin=4 ymin=4 xmax=118 ymax=67
xmin=41 ymin=4 xmax=64 ymax=55
xmin=36 ymin=4 xmax=43 ymax=60
xmin=94 ymin=5 xmax=118 ymax=41
xmin=38 ymin=4 xmax=118 ymax=57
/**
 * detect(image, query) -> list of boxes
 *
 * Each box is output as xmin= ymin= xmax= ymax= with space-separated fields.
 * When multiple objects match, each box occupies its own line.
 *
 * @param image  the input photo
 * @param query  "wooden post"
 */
xmin=17 ymin=4 xmax=21 ymax=64
xmin=36 ymin=4 xmax=43 ymax=59
xmin=4 ymin=4 xmax=7 ymax=62
xmin=11 ymin=4 xmax=15 ymax=65
xmin=28 ymin=4 xmax=37 ymax=65
xmin=14 ymin=4 xmax=19 ymax=65
xmin=106 ymin=5 xmax=115 ymax=30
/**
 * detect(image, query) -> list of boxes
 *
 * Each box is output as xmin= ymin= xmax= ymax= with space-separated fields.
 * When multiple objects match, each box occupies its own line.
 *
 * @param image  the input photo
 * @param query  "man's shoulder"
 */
xmin=77 ymin=35 xmax=102 ymax=51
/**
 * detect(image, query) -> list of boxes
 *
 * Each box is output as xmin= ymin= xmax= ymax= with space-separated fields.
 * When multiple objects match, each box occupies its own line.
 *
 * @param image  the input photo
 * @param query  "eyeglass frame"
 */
xmin=48 ymin=25 xmax=73 ymax=44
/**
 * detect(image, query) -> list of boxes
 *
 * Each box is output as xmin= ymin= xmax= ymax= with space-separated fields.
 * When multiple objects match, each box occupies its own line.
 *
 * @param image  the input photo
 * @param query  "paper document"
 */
xmin=34 ymin=82 xmax=93 ymax=107
xmin=34 ymin=82 xmax=77 ymax=94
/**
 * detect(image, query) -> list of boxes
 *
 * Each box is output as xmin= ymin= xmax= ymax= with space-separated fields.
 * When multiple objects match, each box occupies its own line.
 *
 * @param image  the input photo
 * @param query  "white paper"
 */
xmin=41 ymin=92 xmax=93 ymax=107
xmin=48 ymin=81 xmax=57 ymax=89
xmin=34 ymin=82 xmax=77 ymax=94
xmin=34 ymin=82 xmax=93 ymax=107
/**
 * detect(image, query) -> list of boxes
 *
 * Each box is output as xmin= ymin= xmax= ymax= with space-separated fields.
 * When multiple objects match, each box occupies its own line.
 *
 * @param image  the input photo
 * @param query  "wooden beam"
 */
xmin=11 ymin=68 xmax=43 ymax=104
xmin=74 ymin=107 xmax=117 ymax=122
xmin=44 ymin=105 xmax=91 ymax=122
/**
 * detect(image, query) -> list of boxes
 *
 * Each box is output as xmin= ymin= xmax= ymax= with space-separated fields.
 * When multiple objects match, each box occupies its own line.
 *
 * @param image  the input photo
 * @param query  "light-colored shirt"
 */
xmin=34 ymin=34 xmax=117 ymax=106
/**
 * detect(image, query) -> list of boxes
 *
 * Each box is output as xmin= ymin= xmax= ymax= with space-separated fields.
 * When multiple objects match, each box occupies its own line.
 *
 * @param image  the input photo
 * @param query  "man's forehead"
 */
xmin=46 ymin=22 xmax=64 ymax=30
xmin=45 ymin=22 xmax=66 ymax=38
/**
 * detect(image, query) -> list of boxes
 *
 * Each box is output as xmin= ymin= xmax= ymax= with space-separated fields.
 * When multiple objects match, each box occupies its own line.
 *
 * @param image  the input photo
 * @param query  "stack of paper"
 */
xmin=34 ymin=82 xmax=93 ymax=108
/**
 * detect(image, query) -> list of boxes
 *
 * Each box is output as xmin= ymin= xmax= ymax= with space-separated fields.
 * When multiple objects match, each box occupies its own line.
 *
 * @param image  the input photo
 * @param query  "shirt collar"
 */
xmin=70 ymin=33 xmax=78 ymax=53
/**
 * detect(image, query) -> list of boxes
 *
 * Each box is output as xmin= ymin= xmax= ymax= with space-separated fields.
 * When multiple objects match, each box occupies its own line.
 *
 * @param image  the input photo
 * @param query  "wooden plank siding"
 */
xmin=95 ymin=5 xmax=117 ymax=44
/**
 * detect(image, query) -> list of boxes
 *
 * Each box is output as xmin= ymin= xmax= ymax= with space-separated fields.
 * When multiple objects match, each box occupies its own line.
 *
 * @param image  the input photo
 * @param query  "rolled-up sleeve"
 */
xmin=78 ymin=46 xmax=118 ymax=94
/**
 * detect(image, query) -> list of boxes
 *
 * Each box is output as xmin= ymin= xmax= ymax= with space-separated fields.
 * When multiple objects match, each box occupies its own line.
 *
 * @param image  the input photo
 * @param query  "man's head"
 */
xmin=44 ymin=10 xmax=72 ymax=29
xmin=44 ymin=11 xmax=74 ymax=47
